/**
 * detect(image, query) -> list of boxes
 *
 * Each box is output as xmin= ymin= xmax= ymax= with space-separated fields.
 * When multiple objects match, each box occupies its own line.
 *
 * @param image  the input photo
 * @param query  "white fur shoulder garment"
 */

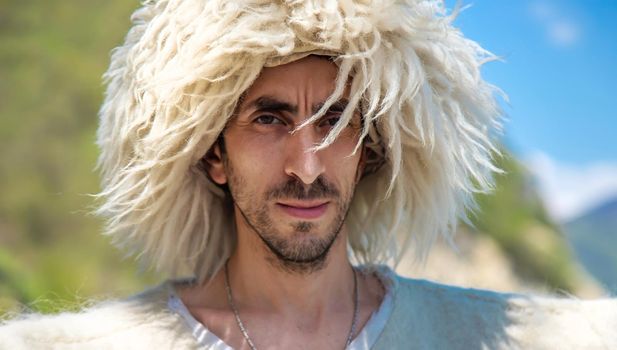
xmin=0 ymin=285 xmax=199 ymax=350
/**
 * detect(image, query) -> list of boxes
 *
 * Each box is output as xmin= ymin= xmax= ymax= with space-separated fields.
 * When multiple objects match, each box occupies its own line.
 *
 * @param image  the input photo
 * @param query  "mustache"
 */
xmin=265 ymin=176 xmax=340 ymax=201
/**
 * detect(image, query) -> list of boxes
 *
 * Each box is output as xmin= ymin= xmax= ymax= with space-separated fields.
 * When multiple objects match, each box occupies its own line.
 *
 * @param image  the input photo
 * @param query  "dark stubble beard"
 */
xmin=225 ymin=160 xmax=355 ymax=275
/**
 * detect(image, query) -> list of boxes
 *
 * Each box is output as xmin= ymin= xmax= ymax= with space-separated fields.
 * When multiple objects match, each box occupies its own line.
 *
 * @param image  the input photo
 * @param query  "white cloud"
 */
xmin=547 ymin=20 xmax=581 ymax=47
xmin=525 ymin=152 xmax=617 ymax=222
xmin=527 ymin=1 xmax=582 ymax=48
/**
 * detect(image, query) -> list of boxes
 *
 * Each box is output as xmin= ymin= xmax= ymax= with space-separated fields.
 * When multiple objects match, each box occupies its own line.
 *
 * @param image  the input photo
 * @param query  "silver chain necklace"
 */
xmin=224 ymin=261 xmax=359 ymax=350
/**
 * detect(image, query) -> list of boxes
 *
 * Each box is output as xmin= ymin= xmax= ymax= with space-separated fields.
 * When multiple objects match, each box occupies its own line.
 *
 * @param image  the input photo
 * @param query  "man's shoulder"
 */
xmin=0 ymin=282 xmax=197 ymax=350
xmin=393 ymin=273 xmax=518 ymax=311
xmin=376 ymin=272 xmax=617 ymax=349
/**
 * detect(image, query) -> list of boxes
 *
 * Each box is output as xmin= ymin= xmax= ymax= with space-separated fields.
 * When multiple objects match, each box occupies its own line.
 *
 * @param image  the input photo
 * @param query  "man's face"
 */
xmin=208 ymin=56 xmax=364 ymax=273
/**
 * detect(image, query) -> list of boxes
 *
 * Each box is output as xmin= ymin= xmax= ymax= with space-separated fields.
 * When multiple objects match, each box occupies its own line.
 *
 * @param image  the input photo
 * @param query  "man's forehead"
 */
xmin=236 ymin=56 xmax=342 ymax=113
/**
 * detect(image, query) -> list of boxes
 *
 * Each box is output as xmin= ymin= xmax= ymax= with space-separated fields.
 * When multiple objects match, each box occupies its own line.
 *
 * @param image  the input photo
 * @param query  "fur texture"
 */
xmin=96 ymin=0 xmax=502 ymax=281
xmin=2 ymin=272 xmax=616 ymax=349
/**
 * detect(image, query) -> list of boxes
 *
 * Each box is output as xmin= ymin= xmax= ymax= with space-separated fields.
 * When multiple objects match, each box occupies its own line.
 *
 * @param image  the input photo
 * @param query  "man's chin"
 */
xmin=260 ymin=228 xmax=341 ymax=275
xmin=266 ymin=246 xmax=331 ymax=275
xmin=236 ymin=202 xmax=346 ymax=274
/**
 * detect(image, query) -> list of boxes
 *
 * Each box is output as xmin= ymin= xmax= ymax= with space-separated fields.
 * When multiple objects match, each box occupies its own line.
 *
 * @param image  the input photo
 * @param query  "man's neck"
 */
xmin=227 ymin=225 xmax=355 ymax=317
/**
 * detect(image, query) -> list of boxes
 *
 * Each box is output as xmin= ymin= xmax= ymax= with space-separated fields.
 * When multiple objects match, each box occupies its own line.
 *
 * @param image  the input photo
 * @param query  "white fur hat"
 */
xmin=97 ymin=0 xmax=502 ymax=280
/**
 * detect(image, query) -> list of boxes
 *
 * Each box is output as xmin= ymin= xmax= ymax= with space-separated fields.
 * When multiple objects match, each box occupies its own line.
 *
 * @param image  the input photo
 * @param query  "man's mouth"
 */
xmin=275 ymin=201 xmax=330 ymax=219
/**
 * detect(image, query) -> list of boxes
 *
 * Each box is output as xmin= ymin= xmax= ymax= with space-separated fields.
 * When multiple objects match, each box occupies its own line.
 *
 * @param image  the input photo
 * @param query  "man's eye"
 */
xmin=254 ymin=115 xmax=284 ymax=125
xmin=319 ymin=116 xmax=341 ymax=128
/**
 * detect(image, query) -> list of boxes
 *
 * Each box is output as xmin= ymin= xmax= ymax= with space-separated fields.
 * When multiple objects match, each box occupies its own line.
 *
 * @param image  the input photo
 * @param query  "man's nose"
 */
xmin=284 ymin=126 xmax=326 ymax=185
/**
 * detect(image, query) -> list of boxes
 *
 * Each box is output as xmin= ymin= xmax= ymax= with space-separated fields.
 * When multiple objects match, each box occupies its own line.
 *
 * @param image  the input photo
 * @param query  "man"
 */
xmin=1 ymin=0 xmax=616 ymax=349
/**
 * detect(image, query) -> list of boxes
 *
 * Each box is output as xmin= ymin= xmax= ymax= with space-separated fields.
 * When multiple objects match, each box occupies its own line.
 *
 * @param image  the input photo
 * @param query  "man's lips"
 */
xmin=275 ymin=201 xmax=329 ymax=219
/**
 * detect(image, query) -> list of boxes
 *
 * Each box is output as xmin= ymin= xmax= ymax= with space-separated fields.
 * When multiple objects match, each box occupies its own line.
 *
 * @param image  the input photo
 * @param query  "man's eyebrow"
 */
xmin=242 ymin=96 xmax=298 ymax=114
xmin=312 ymin=99 xmax=349 ymax=114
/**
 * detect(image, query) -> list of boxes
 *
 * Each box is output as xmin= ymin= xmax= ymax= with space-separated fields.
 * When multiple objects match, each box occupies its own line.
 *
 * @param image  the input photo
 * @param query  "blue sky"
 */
xmin=445 ymin=0 xmax=617 ymax=221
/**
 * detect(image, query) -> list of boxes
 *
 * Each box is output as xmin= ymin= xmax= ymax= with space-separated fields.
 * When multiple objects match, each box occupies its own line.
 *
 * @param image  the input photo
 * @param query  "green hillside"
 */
xmin=0 ymin=0 xmax=158 ymax=314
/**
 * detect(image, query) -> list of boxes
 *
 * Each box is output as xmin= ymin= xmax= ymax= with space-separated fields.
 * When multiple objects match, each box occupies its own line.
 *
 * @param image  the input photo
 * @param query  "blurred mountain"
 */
xmin=564 ymin=197 xmax=617 ymax=294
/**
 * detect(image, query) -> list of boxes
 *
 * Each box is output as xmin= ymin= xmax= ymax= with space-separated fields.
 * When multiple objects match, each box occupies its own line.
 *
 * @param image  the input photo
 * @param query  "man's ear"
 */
xmin=203 ymin=139 xmax=228 ymax=185
xmin=355 ymin=145 xmax=368 ymax=184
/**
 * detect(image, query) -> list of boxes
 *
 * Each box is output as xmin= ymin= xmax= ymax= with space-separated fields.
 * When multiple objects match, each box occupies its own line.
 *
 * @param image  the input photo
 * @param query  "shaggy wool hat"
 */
xmin=97 ymin=0 xmax=502 ymax=280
